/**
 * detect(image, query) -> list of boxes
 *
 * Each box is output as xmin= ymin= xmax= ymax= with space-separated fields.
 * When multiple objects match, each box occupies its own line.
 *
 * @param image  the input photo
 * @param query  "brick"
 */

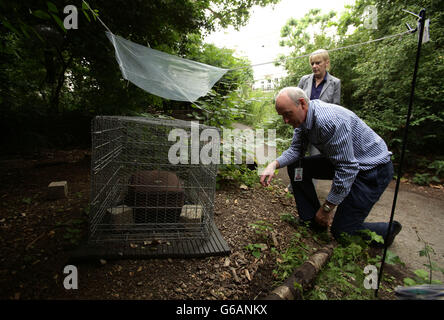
xmin=47 ymin=181 xmax=68 ymax=200
xmin=180 ymin=205 xmax=203 ymax=223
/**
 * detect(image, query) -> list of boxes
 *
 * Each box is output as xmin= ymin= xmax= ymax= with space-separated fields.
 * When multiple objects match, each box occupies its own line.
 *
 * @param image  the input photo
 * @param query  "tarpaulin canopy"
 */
xmin=106 ymin=32 xmax=229 ymax=102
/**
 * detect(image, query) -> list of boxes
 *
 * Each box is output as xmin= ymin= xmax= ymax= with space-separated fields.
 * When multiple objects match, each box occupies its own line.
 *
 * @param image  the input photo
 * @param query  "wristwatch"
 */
xmin=322 ymin=203 xmax=333 ymax=213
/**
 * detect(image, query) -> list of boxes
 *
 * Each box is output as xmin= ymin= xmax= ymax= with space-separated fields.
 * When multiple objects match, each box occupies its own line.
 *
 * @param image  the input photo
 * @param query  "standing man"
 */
xmin=260 ymin=87 xmax=402 ymax=247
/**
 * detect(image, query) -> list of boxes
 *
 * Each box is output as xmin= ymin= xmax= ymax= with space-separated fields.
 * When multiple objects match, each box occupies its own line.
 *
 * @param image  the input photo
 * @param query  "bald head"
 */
xmin=276 ymin=87 xmax=309 ymax=107
xmin=275 ymin=87 xmax=309 ymax=128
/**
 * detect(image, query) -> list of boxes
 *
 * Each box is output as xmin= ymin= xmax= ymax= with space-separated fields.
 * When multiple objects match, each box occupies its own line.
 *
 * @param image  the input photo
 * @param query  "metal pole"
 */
xmin=375 ymin=8 xmax=426 ymax=298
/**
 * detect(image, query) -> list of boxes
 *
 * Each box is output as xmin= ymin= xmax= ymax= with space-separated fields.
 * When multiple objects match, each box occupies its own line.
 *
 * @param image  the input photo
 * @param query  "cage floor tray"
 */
xmin=69 ymin=220 xmax=230 ymax=261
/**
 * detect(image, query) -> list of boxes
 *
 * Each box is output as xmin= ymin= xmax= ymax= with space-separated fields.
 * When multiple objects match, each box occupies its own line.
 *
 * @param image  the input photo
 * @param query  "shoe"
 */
xmin=385 ymin=220 xmax=402 ymax=247
xmin=286 ymin=183 xmax=293 ymax=194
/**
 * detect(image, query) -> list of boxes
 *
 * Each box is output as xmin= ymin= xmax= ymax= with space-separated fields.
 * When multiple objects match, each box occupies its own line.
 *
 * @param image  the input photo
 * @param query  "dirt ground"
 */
xmin=0 ymin=149 xmax=432 ymax=300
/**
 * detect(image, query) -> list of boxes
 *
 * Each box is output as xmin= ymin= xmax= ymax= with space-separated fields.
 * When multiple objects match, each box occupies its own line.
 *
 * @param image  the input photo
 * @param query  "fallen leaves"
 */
xmin=244 ymin=269 xmax=252 ymax=281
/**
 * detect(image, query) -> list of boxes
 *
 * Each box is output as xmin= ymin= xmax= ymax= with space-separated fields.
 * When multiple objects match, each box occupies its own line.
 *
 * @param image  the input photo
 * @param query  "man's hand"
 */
xmin=314 ymin=205 xmax=335 ymax=228
xmin=260 ymin=160 xmax=279 ymax=187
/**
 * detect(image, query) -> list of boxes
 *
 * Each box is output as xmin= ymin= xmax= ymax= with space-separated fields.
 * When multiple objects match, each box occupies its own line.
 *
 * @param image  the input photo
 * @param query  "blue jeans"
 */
xmin=287 ymin=155 xmax=394 ymax=240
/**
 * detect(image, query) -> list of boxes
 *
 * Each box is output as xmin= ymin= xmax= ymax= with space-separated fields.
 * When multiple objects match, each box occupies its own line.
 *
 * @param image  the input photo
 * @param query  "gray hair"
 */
xmin=276 ymin=87 xmax=309 ymax=106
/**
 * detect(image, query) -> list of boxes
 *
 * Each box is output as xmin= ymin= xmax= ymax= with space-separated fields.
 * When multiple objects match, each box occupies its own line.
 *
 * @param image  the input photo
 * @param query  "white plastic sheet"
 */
xmin=106 ymin=32 xmax=229 ymax=102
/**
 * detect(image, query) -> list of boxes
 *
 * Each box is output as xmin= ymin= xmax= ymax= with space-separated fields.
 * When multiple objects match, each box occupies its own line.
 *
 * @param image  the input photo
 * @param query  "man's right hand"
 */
xmin=260 ymin=160 xmax=279 ymax=187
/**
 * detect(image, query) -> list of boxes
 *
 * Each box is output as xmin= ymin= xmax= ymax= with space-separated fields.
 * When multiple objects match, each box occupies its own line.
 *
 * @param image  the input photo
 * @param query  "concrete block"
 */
xmin=47 ymin=181 xmax=68 ymax=200
xmin=180 ymin=205 xmax=203 ymax=223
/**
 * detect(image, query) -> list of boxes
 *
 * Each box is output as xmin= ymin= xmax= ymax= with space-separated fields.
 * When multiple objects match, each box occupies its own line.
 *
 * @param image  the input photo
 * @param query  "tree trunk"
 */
xmin=262 ymin=244 xmax=335 ymax=300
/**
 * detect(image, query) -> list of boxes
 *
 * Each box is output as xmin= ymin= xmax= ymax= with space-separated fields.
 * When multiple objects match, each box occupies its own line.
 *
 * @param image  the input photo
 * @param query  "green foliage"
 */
xmin=308 ymin=235 xmax=375 ymax=300
xmin=273 ymin=232 xmax=310 ymax=282
xmin=403 ymin=232 xmax=444 ymax=286
xmin=245 ymin=243 xmax=267 ymax=259
xmin=403 ymin=268 xmax=443 ymax=286
xmin=0 ymin=0 xmax=273 ymax=154
xmin=193 ymin=87 xmax=248 ymax=128
xmin=264 ymin=112 xmax=294 ymax=155
xmin=215 ymin=123 xmax=265 ymax=188
xmin=279 ymin=8 xmax=337 ymax=68
xmin=277 ymin=0 xmax=444 ymax=173
xmin=280 ymin=213 xmax=298 ymax=225
xmin=237 ymin=89 xmax=276 ymax=128
xmin=293 ymin=281 xmax=304 ymax=298
xmin=359 ymin=229 xmax=384 ymax=246
xmin=216 ymin=164 xmax=258 ymax=189
xmin=412 ymin=173 xmax=441 ymax=186
xmin=384 ymin=250 xmax=405 ymax=267
xmin=186 ymin=41 xmax=255 ymax=128
xmin=245 ymin=220 xmax=276 ymax=259
xmin=249 ymin=220 xmax=274 ymax=239
xmin=428 ymin=160 xmax=444 ymax=179
xmin=21 ymin=197 xmax=32 ymax=205
xmin=271 ymin=223 xmax=396 ymax=299
xmin=58 ymin=218 xmax=86 ymax=246
xmin=206 ymin=0 xmax=280 ymax=31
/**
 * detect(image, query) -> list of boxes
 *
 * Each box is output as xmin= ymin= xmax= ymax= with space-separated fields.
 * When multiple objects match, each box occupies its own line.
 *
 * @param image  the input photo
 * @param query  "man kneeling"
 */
xmin=260 ymin=87 xmax=401 ymax=247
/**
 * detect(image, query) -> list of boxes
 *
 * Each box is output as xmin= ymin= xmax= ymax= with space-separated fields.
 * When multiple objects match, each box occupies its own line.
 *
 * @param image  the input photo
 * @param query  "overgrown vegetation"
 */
xmin=0 ymin=0 xmax=279 ymax=154
xmin=268 ymin=213 xmax=425 ymax=299
xmin=275 ymin=0 xmax=444 ymax=185
xmin=3 ymin=1 xmax=441 ymax=186
xmin=403 ymin=231 xmax=444 ymax=286
xmin=245 ymin=220 xmax=275 ymax=259
xmin=1 ymin=1 xmax=442 ymax=301
xmin=272 ymin=229 xmax=311 ymax=282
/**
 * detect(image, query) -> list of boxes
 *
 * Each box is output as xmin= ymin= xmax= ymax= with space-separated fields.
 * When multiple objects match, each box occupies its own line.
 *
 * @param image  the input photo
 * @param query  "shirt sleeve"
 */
xmin=320 ymin=119 xmax=360 ymax=205
xmin=276 ymin=128 xmax=304 ymax=168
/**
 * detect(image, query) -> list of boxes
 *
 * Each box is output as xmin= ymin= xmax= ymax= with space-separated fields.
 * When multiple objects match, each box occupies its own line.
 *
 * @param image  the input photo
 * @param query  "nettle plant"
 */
xmin=245 ymin=220 xmax=275 ymax=259
xmin=403 ymin=232 xmax=444 ymax=286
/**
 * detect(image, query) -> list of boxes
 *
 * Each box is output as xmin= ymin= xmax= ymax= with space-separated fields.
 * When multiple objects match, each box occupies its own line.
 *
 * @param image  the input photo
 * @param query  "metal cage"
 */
xmin=89 ymin=116 xmax=219 ymax=245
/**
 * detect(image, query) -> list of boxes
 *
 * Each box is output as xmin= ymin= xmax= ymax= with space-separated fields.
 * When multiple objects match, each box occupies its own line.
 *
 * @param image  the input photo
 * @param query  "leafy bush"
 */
xmin=412 ymin=173 xmax=441 ymax=186
xmin=428 ymin=160 xmax=444 ymax=179
xmin=277 ymin=0 xmax=444 ymax=171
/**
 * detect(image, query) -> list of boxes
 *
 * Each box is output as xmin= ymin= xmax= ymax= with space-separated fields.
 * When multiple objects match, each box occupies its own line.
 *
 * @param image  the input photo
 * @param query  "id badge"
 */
xmin=294 ymin=168 xmax=303 ymax=181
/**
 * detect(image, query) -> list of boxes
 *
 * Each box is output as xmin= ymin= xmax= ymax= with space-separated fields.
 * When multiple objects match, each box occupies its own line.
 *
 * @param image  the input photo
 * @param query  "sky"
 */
xmin=204 ymin=0 xmax=356 ymax=82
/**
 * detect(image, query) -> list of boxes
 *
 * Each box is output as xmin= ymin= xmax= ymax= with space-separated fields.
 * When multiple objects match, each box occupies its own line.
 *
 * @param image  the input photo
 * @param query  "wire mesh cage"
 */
xmin=89 ymin=116 xmax=219 ymax=246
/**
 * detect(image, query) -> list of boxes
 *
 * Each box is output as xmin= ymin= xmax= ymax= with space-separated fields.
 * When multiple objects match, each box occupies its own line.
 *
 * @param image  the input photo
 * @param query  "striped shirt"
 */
xmin=277 ymin=99 xmax=392 ymax=205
